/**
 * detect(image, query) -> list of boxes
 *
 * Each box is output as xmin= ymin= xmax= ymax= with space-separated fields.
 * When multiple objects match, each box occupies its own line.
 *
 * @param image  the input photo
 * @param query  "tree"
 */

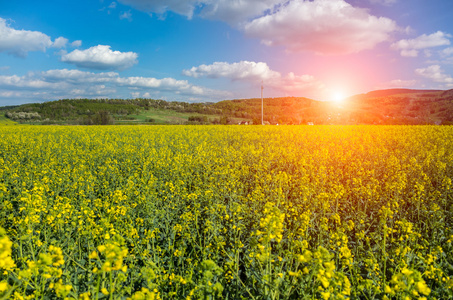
xmin=92 ymin=111 xmax=114 ymax=125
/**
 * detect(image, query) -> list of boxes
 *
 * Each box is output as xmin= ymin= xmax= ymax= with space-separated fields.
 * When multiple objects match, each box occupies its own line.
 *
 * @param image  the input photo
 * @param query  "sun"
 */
xmin=331 ymin=91 xmax=345 ymax=103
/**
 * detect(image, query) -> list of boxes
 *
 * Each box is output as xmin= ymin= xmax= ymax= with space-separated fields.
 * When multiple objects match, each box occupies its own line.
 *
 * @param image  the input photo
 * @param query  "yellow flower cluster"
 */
xmin=94 ymin=237 xmax=129 ymax=273
xmin=384 ymin=268 xmax=431 ymax=299
xmin=0 ymin=228 xmax=15 ymax=271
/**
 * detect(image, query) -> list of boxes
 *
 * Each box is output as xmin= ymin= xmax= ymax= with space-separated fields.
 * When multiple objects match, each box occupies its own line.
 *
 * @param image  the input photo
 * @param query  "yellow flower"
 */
xmin=0 ymin=281 xmax=8 ymax=292
xmin=416 ymin=281 xmax=431 ymax=296
xmin=0 ymin=228 xmax=16 ymax=271
xmin=79 ymin=292 xmax=91 ymax=300
xmin=384 ymin=285 xmax=392 ymax=294
xmin=318 ymin=276 xmax=329 ymax=289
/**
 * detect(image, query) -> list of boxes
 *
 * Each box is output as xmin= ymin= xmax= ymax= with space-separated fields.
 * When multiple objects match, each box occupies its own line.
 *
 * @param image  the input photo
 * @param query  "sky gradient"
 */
xmin=0 ymin=0 xmax=453 ymax=105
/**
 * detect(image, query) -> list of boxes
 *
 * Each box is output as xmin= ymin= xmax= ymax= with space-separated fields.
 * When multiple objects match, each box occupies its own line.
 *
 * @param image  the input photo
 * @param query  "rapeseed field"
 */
xmin=0 ymin=125 xmax=452 ymax=299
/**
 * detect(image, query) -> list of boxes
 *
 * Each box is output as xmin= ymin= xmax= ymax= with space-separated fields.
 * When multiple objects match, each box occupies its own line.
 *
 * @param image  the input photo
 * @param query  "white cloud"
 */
xmin=61 ymin=45 xmax=138 ymax=70
xmin=387 ymin=79 xmax=417 ymax=87
xmin=52 ymin=37 xmax=69 ymax=48
xmin=131 ymin=91 xmax=140 ymax=98
xmin=415 ymin=65 xmax=453 ymax=87
xmin=114 ymin=75 xmax=229 ymax=96
xmin=109 ymin=2 xmax=117 ymax=9
xmin=117 ymin=0 xmax=397 ymax=55
xmin=243 ymin=0 xmax=398 ymax=55
xmin=0 ymin=69 xmax=231 ymax=103
xmin=440 ymin=47 xmax=453 ymax=57
xmin=116 ymin=76 xmax=191 ymax=90
xmin=118 ymin=0 xmax=198 ymax=19
xmin=391 ymin=31 xmax=451 ymax=57
xmin=41 ymin=69 xmax=119 ymax=83
xmin=118 ymin=0 xmax=282 ymax=23
xmin=183 ymin=61 xmax=280 ymax=81
xmin=199 ymin=0 xmax=282 ymax=25
xmin=130 ymin=91 xmax=154 ymax=98
xmin=120 ymin=10 xmax=133 ymax=21
xmin=400 ymin=49 xmax=418 ymax=57
xmin=369 ymin=0 xmax=397 ymax=5
xmin=0 ymin=74 xmax=66 ymax=90
xmin=0 ymin=17 xmax=53 ymax=57
xmin=424 ymin=50 xmax=432 ymax=58
xmin=276 ymin=72 xmax=324 ymax=93
xmin=71 ymin=40 xmax=82 ymax=47
xmin=183 ymin=61 xmax=324 ymax=94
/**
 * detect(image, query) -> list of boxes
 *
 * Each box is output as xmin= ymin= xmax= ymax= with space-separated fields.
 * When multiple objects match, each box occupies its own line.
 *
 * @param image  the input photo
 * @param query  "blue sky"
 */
xmin=0 ymin=0 xmax=453 ymax=105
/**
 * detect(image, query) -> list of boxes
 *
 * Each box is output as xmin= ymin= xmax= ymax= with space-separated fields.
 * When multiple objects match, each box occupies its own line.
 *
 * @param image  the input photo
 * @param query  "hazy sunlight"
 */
xmin=331 ymin=91 xmax=345 ymax=103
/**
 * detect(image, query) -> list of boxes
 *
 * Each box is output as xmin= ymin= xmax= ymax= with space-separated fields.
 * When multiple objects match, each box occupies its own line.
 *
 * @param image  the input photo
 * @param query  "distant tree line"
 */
xmin=6 ymin=111 xmax=41 ymax=120
xmin=3 ymin=92 xmax=453 ymax=125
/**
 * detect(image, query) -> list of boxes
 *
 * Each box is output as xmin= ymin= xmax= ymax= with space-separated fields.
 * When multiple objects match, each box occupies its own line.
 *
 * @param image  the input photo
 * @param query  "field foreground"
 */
xmin=0 ymin=125 xmax=452 ymax=299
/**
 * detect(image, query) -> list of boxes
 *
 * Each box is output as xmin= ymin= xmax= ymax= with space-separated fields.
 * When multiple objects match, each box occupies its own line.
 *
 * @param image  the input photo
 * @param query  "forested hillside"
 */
xmin=2 ymin=88 xmax=453 ymax=125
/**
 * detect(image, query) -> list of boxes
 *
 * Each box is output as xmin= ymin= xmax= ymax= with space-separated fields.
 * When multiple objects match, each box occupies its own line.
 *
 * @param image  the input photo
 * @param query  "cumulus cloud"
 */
xmin=41 ymin=69 xmax=119 ymax=84
xmin=387 ymin=79 xmax=417 ymax=87
xmin=115 ymin=76 xmax=204 ymax=95
xmin=0 ymin=69 xmax=231 ymax=103
xmin=391 ymin=31 xmax=451 ymax=57
xmin=0 ymin=74 xmax=66 ymax=90
xmin=41 ymin=69 xmax=215 ymax=96
xmin=415 ymin=65 xmax=453 ymax=87
xmin=117 ymin=0 xmax=397 ymax=55
xmin=0 ymin=17 xmax=53 ymax=57
xmin=243 ymin=0 xmax=398 ymax=55
xmin=275 ymin=72 xmax=324 ymax=93
xmin=118 ymin=0 xmax=284 ymax=23
xmin=71 ymin=40 xmax=82 ymax=47
xmin=369 ymin=0 xmax=397 ymax=5
xmin=114 ymin=76 xmax=230 ymax=97
xmin=440 ymin=47 xmax=453 ymax=57
xmin=183 ymin=61 xmax=280 ymax=81
xmin=52 ymin=37 xmax=69 ymax=48
xmin=61 ymin=45 xmax=138 ymax=70
xmin=199 ymin=0 xmax=282 ymax=25
xmin=118 ymin=0 xmax=198 ymax=19
xmin=183 ymin=61 xmax=324 ymax=94
xmin=399 ymin=49 xmax=418 ymax=57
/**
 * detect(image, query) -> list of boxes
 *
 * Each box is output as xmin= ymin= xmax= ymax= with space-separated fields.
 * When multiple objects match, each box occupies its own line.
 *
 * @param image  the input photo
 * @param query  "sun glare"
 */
xmin=332 ymin=91 xmax=345 ymax=103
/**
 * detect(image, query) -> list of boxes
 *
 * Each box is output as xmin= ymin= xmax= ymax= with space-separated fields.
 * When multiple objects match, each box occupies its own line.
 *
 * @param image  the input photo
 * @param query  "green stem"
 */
xmin=382 ymin=225 xmax=387 ymax=289
xmin=109 ymin=272 xmax=113 ymax=300
xmin=95 ymin=275 xmax=101 ymax=300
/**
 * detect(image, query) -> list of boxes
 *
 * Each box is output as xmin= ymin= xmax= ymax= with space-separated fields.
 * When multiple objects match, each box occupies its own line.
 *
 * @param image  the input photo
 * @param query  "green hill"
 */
xmin=212 ymin=89 xmax=453 ymax=125
xmin=2 ymin=88 xmax=453 ymax=125
xmin=347 ymin=88 xmax=443 ymax=100
xmin=2 ymin=98 xmax=225 ymax=125
xmin=345 ymin=89 xmax=453 ymax=124
xmin=0 ymin=114 xmax=17 ymax=126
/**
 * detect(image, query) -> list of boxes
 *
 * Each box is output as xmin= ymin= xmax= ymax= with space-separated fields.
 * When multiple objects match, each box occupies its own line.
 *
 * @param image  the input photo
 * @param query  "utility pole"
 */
xmin=261 ymin=81 xmax=264 ymax=125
